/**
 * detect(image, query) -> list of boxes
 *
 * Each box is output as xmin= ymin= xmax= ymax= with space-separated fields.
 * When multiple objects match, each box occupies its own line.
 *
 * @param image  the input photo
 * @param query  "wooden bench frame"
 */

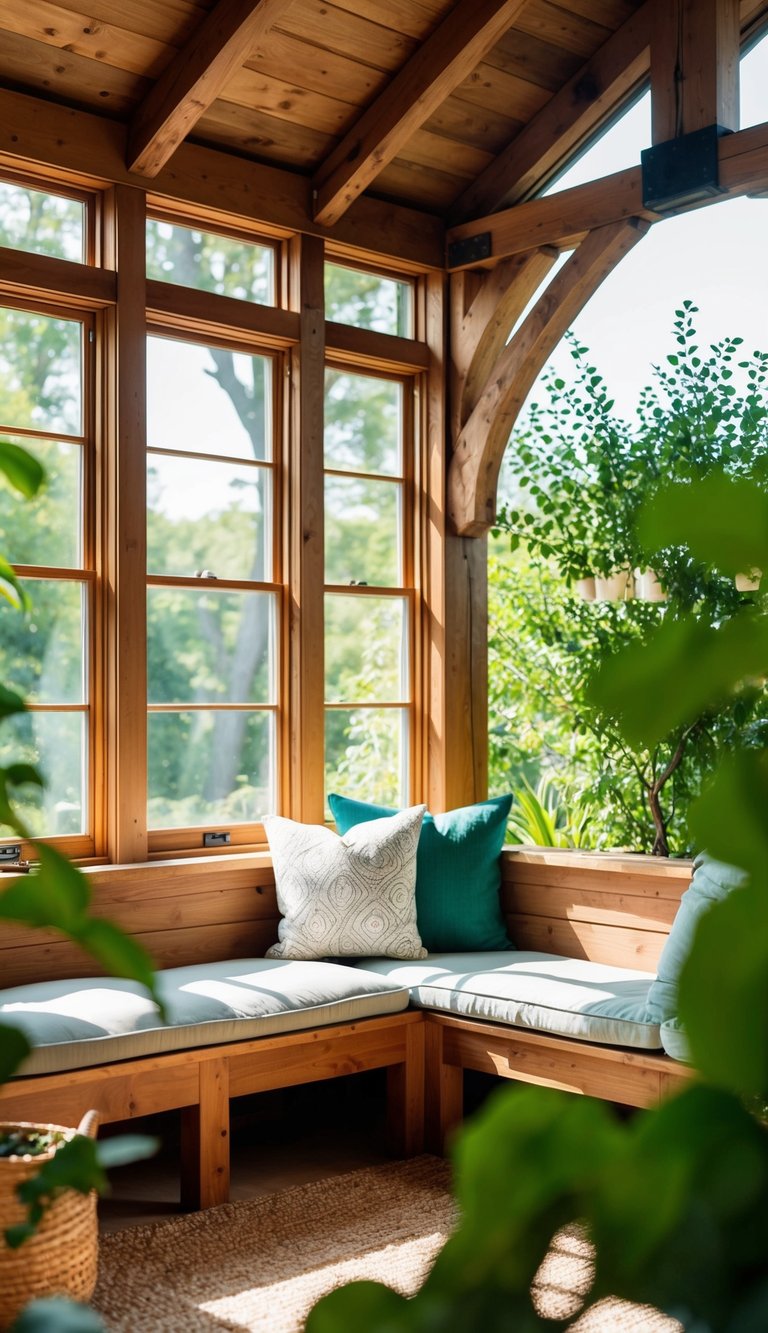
xmin=0 ymin=1011 xmax=425 ymax=1209
xmin=0 ymin=847 xmax=696 ymax=1206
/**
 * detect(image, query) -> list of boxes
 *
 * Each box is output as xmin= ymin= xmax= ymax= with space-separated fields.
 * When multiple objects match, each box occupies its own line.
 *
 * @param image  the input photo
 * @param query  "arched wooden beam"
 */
xmin=448 ymin=216 xmax=650 ymax=538
xmin=452 ymin=247 xmax=560 ymax=447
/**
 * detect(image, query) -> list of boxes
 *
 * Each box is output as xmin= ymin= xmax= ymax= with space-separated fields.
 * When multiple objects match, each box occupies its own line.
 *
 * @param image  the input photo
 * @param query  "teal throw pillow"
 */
xmin=328 ymin=793 xmax=513 ymax=953
xmin=647 ymin=851 xmax=747 ymax=1025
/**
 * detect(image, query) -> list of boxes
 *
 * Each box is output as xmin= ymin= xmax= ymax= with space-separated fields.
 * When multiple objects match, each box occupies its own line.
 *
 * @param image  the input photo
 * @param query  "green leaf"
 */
xmin=0 ymin=1022 xmax=32 ymax=1082
xmin=680 ymin=879 xmax=768 ymax=1098
xmin=306 ymin=1281 xmax=409 ymax=1333
xmin=0 ymin=683 xmax=27 ymax=721
xmin=0 ymin=845 xmax=91 ymax=932
xmin=588 ymin=612 xmax=768 ymax=748
xmin=95 ymin=1134 xmax=159 ymax=1171
xmin=0 ymin=554 xmax=28 ymax=611
xmin=9 ymin=1298 xmax=107 ymax=1332
xmin=0 ymin=439 xmax=45 ymax=499
xmin=77 ymin=920 xmax=165 ymax=1018
xmin=638 ymin=475 xmax=768 ymax=576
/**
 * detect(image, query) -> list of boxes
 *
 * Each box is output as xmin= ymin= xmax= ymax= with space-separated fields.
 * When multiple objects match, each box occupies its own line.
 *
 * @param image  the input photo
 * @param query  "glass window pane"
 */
xmin=325 ymin=263 xmax=413 ymax=337
xmin=148 ymin=589 xmax=276 ymax=705
xmin=146 ymin=219 xmax=274 ymax=305
xmin=325 ymin=475 xmax=400 ymax=586
xmin=0 ymin=711 xmax=86 ymax=837
xmin=325 ymin=707 xmax=407 ymax=810
xmin=324 ymin=370 xmax=401 ymax=475
xmin=148 ymin=710 xmax=274 ymax=828
xmin=148 ymin=455 xmax=272 ymax=581
xmin=0 ymin=308 xmax=82 ymax=437
xmin=0 ymin=580 xmax=85 ymax=703
xmin=147 ymin=336 xmax=272 ymax=462
xmin=325 ymin=595 xmax=408 ymax=703
xmin=0 ymin=437 xmax=81 ymax=568
xmin=0 ymin=182 xmax=85 ymax=263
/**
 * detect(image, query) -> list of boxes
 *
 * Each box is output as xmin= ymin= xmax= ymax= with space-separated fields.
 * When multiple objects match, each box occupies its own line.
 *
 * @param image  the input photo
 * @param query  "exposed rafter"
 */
xmin=449 ymin=0 xmax=653 ymax=224
xmin=447 ymin=218 xmax=650 ymax=538
xmin=127 ymin=0 xmax=293 ymax=178
xmin=311 ymin=0 xmax=528 ymax=228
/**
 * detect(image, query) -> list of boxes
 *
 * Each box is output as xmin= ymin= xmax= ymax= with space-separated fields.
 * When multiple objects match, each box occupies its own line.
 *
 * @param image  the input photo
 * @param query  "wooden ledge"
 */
xmin=502 ymin=846 xmax=693 ymax=879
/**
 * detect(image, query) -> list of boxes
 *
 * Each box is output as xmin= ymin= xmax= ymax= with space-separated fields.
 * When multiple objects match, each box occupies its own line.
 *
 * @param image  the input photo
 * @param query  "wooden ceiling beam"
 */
xmin=0 ymin=86 xmax=443 ymax=270
xmin=447 ymin=218 xmax=650 ymax=538
xmin=127 ymin=0 xmax=293 ymax=178
xmin=449 ymin=0 xmax=653 ymax=223
xmin=651 ymin=0 xmax=740 ymax=144
xmin=445 ymin=117 xmax=768 ymax=269
xmin=311 ymin=0 xmax=528 ymax=228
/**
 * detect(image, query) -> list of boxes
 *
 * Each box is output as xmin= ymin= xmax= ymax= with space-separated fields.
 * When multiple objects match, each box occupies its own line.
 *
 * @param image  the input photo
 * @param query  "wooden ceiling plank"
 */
xmin=651 ymin=0 xmax=740 ymax=144
xmin=127 ymin=0 xmax=295 ymax=177
xmin=1 ymin=0 xmax=171 ymax=79
xmin=447 ymin=217 xmax=650 ymax=538
xmin=449 ymin=0 xmax=653 ymax=222
xmin=311 ymin=0 xmax=529 ymax=227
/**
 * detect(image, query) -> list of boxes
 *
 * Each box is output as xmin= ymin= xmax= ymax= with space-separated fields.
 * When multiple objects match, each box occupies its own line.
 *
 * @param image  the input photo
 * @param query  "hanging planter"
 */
xmin=735 ymin=569 xmax=761 ymax=592
xmin=635 ymin=568 xmax=667 ymax=602
xmin=594 ymin=564 xmax=634 ymax=602
xmin=0 ymin=1111 xmax=99 ymax=1328
xmin=573 ymin=576 xmax=596 ymax=601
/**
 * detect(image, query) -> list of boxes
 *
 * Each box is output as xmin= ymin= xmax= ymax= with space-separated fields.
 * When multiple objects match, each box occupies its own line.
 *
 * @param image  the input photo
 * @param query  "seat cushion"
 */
xmin=646 ymin=852 xmax=747 ymax=1025
xmin=351 ymin=952 xmax=661 ymax=1050
xmin=328 ymin=793 xmax=513 ymax=953
xmin=660 ymin=1016 xmax=691 ymax=1063
xmin=2 ymin=958 xmax=411 ymax=1077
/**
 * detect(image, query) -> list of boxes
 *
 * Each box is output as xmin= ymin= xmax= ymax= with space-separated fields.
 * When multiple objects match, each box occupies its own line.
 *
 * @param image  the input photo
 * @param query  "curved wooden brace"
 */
xmin=451 ymin=247 xmax=559 ymax=447
xmin=447 ymin=216 xmax=650 ymax=538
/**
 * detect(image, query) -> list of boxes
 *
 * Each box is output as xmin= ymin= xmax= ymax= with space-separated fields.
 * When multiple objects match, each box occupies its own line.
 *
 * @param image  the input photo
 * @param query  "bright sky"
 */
xmin=519 ymin=31 xmax=768 ymax=422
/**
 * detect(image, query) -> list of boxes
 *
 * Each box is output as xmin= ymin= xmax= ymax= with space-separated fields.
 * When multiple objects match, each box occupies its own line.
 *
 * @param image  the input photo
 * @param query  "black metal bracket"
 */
xmin=447 ymin=231 xmax=492 ymax=270
xmin=641 ymin=124 xmax=729 ymax=212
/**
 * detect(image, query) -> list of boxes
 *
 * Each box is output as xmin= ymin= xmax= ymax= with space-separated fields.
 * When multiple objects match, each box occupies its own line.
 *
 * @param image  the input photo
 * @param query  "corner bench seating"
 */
xmin=0 ymin=848 xmax=694 ymax=1209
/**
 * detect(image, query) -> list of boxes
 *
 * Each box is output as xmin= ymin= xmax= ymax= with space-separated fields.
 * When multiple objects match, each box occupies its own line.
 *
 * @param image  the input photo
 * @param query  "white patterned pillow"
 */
xmin=264 ymin=806 xmax=427 ymax=960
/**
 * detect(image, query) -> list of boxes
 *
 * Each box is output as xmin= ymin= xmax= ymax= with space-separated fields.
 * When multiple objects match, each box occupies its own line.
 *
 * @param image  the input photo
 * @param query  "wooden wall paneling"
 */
xmin=450 ymin=0 xmax=652 ymax=221
xmin=286 ymin=234 xmax=325 ymax=824
xmin=101 ymin=184 xmax=148 ymax=863
xmin=311 ymin=0 xmax=529 ymax=226
xmin=508 ymin=912 xmax=670 ymax=969
xmin=447 ymin=217 xmax=650 ymax=537
xmin=127 ymin=0 xmax=296 ymax=176
xmin=651 ymin=0 xmax=740 ymax=145
xmin=0 ymin=88 xmax=443 ymax=271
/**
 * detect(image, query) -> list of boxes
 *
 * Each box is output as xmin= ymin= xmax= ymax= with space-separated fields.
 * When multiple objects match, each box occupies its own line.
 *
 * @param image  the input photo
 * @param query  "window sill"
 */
xmin=501 ymin=846 xmax=693 ymax=878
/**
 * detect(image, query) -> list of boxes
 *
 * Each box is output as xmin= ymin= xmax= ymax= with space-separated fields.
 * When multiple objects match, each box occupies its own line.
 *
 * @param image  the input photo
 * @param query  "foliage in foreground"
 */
xmin=308 ymin=473 xmax=768 ymax=1331
xmin=0 ymin=440 xmax=157 ymax=1333
xmin=489 ymin=306 xmax=768 ymax=854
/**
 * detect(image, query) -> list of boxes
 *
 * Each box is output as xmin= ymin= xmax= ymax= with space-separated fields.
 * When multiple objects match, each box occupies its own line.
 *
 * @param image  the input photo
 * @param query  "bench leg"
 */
xmin=425 ymin=1021 xmax=463 ymax=1156
xmin=387 ymin=1021 xmax=425 ymax=1157
xmin=180 ymin=1058 xmax=230 ymax=1210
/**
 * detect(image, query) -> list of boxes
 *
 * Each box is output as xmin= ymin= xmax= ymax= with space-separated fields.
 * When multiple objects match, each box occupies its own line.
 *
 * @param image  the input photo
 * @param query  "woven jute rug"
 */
xmin=92 ymin=1156 xmax=680 ymax=1332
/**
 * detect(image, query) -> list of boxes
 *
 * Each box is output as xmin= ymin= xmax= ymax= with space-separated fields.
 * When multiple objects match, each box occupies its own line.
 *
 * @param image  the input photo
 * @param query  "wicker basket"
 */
xmin=0 ymin=1111 xmax=99 ymax=1330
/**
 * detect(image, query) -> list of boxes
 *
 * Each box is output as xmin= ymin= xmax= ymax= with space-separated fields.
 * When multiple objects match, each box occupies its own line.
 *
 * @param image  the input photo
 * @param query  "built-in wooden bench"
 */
xmin=0 ymin=847 xmax=694 ymax=1204
xmin=424 ymin=848 xmax=694 ymax=1152
xmin=0 ymin=854 xmax=424 ymax=1209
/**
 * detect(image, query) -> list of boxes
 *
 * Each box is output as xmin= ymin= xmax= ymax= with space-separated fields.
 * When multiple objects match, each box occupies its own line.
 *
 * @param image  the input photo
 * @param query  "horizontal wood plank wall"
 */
xmin=501 ymin=848 xmax=692 ymax=972
xmin=0 ymin=856 xmax=279 ymax=987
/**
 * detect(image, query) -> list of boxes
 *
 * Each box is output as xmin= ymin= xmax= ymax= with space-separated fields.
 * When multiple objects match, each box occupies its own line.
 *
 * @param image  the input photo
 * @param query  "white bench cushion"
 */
xmin=352 ymin=952 xmax=661 ymax=1050
xmin=2 ymin=958 xmax=410 ymax=1076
